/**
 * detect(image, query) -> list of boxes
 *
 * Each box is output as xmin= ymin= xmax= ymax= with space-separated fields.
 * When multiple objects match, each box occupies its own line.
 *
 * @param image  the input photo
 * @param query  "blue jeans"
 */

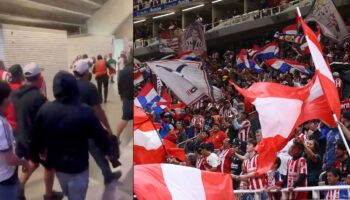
xmin=88 ymin=139 xmax=114 ymax=183
xmin=56 ymin=169 xmax=89 ymax=200
xmin=0 ymin=175 xmax=20 ymax=200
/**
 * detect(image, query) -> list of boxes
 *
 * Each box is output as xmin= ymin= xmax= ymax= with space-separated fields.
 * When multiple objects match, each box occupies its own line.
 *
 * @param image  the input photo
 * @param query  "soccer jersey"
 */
xmin=218 ymin=148 xmax=233 ymax=173
xmin=243 ymin=154 xmax=267 ymax=189
xmin=326 ymin=182 xmax=348 ymax=200
xmin=286 ymin=157 xmax=308 ymax=200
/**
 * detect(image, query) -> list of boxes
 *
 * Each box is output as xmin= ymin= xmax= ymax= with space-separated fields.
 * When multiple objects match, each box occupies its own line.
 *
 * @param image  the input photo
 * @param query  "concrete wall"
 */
xmin=87 ymin=0 xmax=132 ymax=40
xmin=0 ymin=24 xmax=67 ymax=99
xmin=67 ymin=35 xmax=114 ymax=66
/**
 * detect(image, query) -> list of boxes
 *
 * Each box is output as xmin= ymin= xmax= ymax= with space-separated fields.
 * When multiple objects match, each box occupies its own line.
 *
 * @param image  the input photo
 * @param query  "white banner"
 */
xmin=147 ymin=60 xmax=210 ymax=105
xmin=307 ymin=0 xmax=350 ymax=43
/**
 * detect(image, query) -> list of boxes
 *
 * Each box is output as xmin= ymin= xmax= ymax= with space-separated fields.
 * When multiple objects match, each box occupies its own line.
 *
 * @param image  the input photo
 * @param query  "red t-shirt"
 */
xmin=4 ymin=82 xmax=22 ymax=129
xmin=209 ymin=131 xmax=227 ymax=149
xmin=218 ymin=148 xmax=233 ymax=173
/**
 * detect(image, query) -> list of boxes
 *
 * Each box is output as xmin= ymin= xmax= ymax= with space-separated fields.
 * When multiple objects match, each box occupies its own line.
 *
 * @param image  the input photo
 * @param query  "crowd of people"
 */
xmin=135 ymin=19 xmax=350 ymax=199
xmin=0 ymin=50 xmax=132 ymax=199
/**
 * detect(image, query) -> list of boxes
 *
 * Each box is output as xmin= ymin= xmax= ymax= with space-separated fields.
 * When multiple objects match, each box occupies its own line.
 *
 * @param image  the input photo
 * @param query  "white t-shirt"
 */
xmin=0 ymin=116 xmax=15 ymax=182
xmin=206 ymin=153 xmax=220 ymax=168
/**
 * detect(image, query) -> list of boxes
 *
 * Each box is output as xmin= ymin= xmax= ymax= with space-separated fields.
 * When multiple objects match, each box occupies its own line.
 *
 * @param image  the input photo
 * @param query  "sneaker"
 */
xmin=43 ymin=191 xmax=64 ymax=200
xmin=104 ymin=171 xmax=122 ymax=185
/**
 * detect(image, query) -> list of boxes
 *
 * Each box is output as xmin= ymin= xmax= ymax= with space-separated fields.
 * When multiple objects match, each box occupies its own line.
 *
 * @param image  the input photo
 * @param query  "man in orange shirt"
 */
xmin=209 ymin=123 xmax=227 ymax=150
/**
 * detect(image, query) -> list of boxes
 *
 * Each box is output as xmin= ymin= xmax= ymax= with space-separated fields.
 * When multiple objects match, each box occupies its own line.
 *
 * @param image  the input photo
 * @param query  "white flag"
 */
xmin=147 ymin=60 xmax=210 ymax=105
xmin=307 ymin=0 xmax=350 ymax=43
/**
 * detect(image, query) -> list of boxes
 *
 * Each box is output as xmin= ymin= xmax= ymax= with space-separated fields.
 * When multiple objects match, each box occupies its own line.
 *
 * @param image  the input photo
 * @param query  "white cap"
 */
xmin=74 ymin=59 xmax=89 ymax=75
xmin=24 ymin=62 xmax=41 ymax=78
xmin=333 ymin=72 xmax=340 ymax=77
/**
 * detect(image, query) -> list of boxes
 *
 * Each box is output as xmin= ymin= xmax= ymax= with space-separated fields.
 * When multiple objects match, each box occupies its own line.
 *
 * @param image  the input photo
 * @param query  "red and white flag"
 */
xmin=134 ymin=106 xmax=166 ymax=165
xmin=298 ymin=14 xmax=341 ymax=121
xmin=134 ymin=164 xmax=235 ymax=200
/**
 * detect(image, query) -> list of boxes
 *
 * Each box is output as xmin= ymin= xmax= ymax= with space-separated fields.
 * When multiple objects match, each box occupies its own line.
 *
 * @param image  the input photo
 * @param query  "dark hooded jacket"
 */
xmin=34 ymin=71 xmax=111 ymax=173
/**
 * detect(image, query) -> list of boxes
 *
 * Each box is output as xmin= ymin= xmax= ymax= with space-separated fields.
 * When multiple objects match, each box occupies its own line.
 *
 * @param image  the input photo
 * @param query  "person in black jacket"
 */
xmin=116 ymin=49 xmax=133 ymax=139
xmin=33 ymin=71 xmax=112 ymax=200
xmin=13 ymin=63 xmax=63 ymax=200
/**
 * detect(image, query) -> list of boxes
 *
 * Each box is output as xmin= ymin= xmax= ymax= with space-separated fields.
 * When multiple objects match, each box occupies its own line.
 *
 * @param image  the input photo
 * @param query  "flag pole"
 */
xmin=333 ymin=113 xmax=350 ymax=156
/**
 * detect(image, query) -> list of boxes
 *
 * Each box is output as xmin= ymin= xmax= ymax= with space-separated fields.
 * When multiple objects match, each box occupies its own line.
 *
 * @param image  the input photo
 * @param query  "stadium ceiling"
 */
xmin=0 ymin=0 xmax=108 ymax=32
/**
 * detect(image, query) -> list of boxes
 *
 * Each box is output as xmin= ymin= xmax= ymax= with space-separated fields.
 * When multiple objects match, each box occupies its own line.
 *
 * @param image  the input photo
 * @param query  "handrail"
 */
xmin=234 ymin=185 xmax=350 ymax=200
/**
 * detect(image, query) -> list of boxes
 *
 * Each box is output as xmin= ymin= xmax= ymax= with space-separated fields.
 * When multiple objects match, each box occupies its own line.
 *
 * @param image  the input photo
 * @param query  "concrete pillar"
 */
xmin=153 ymin=20 xmax=156 ymax=38
xmin=244 ymin=0 xmax=248 ymax=13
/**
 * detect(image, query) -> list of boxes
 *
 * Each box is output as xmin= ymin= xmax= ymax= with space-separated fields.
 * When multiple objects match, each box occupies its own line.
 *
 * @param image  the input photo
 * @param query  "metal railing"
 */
xmin=234 ymin=185 xmax=350 ymax=200
xmin=134 ymin=0 xmax=313 ymax=49
xmin=204 ymin=0 xmax=312 ymax=32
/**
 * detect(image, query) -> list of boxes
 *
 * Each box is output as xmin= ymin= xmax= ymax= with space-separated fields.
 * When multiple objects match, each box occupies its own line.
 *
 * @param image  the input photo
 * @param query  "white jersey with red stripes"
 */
xmin=287 ymin=157 xmax=307 ymax=188
xmin=218 ymin=148 xmax=233 ymax=173
xmin=341 ymin=99 xmax=350 ymax=111
xmin=238 ymin=120 xmax=251 ymax=142
xmin=243 ymin=154 xmax=267 ymax=190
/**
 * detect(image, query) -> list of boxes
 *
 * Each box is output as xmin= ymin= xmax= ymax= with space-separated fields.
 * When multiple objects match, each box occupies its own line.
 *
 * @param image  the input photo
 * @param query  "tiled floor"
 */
xmin=25 ymin=83 xmax=133 ymax=200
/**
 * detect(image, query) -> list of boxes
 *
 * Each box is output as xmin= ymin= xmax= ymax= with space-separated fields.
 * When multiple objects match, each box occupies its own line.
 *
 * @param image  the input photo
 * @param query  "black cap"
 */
xmin=232 ymin=139 xmax=241 ymax=146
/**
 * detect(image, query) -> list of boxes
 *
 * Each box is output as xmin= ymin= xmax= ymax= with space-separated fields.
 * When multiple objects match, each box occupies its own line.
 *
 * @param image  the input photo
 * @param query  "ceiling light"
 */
xmin=134 ymin=19 xmax=146 ymax=24
xmin=153 ymin=12 xmax=175 ymax=19
xmin=212 ymin=0 xmax=223 ymax=3
xmin=182 ymin=4 xmax=204 ymax=12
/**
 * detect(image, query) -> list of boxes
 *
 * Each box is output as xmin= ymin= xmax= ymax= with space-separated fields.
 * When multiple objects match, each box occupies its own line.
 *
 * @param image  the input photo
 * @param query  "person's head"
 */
xmin=255 ymin=129 xmax=262 ymax=143
xmin=212 ymin=123 xmax=220 ymax=132
xmin=335 ymin=141 xmax=348 ymax=159
xmin=246 ymin=138 xmax=257 ymax=153
xmin=73 ymin=60 xmax=90 ymax=80
xmin=194 ymin=109 xmax=201 ymax=115
xmin=8 ymin=64 xmax=24 ymax=83
xmin=306 ymin=139 xmax=319 ymax=154
xmin=224 ymin=100 xmax=231 ymax=108
xmin=272 ymin=157 xmax=281 ymax=171
xmin=191 ymin=29 xmax=199 ymax=40
xmin=223 ymin=138 xmax=230 ymax=148
xmin=240 ymin=112 xmax=248 ymax=121
xmin=0 ymin=60 xmax=5 ymax=70
xmin=289 ymin=140 xmax=305 ymax=157
xmin=97 ymin=55 xmax=103 ymax=60
xmin=53 ymin=71 xmax=79 ymax=104
xmin=232 ymin=139 xmax=241 ymax=151
xmin=327 ymin=168 xmax=341 ymax=185
xmin=82 ymin=54 xmax=88 ymax=59
xmin=333 ymin=72 xmax=340 ymax=78
xmin=341 ymin=111 xmax=350 ymax=125
xmin=0 ymin=81 xmax=11 ymax=110
xmin=200 ymin=143 xmax=213 ymax=156
xmin=23 ymin=63 xmax=41 ymax=84
xmin=186 ymin=153 xmax=197 ymax=167
xmin=176 ymin=121 xmax=183 ymax=130
xmin=185 ymin=106 xmax=191 ymax=114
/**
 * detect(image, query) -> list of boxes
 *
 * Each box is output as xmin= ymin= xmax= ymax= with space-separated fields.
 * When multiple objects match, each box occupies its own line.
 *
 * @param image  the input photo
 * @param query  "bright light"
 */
xmin=212 ymin=0 xmax=223 ymax=3
xmin=153 ymin=12 xmax=175 ymax=19
xmin=182 ymin=4 xmax=204 ymax=12
xmin=134 ymin=19 xmax=146 ymax=24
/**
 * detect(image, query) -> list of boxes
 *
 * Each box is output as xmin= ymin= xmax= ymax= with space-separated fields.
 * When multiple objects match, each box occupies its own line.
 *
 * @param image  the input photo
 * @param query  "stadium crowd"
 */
xmin=135 ymin=24 xmax=350 ymax=199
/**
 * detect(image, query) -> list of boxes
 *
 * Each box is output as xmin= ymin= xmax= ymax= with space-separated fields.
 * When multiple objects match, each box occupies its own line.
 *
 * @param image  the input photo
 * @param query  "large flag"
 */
xmin=134 ymin=82 xmax=169 ymax=113
xmin=282 ymin=24 xmax=298 ymax=35
xmin=146 ymin=60 xmax=209 ymax=105
xmin=252 ymin=41 xmax=279 ymax=61
xmin=159 ymin=30 xmax=180 ymax=53
xmin=134 ymin=164 xmax=234 ymax=200
xmin=299 ymin=13 xmax=341 ymax=121
xmin=307 ymin=0 xmax=350 ymax=44
xmin=248 ymin=59 xmax=263 ymax=74
xmin=248 ymin=44 xmax=259 ymax=57
xmin=264 ymin=58 xmax=312 ymax=74
xmin=181 ymin=22 xmax=207 ymax=55
xmin=134 ymin=107 xmax=166 ymax=164
xmin=236 ymin=49 xmax=249 ymax=70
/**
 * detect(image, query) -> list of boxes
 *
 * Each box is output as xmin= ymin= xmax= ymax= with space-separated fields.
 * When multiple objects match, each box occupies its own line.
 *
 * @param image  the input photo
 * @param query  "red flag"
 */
xmin=134 ymin=164 xmax=235 ymax=200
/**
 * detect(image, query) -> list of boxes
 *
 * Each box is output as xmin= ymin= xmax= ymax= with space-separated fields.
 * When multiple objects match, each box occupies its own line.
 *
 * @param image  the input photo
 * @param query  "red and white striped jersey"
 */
xmin=196 ymin=155 xmax=205 ymax=170
xmin=287 ymin=157 xmax=307 ymax=188
xmin=218 ymin=148 xmax=233 ymax=174
xmin=341 ymin=99 xmax=350 ymax=111
xmin=326 ymin=189 xmax=341 ymax=200
xmin=191 ymin=115 xmax=204 ymax=130
xmin=243 ymin=154 xmax=267 ymax=190
xmin=219 ymin=107 xmax=238 ymax=120
xmin=238 ymin=120 xmax=251 ymax=142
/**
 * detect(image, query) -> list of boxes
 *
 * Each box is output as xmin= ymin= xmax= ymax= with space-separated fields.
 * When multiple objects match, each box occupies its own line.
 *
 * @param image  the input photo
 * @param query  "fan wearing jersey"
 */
xmin=325 ymin=168 xmax=348 ymax=200
xmin=233 ymin=112 xmax=251 ymax=143
xmin=279 ymin=139 xmax=308 ymax=200
xmin=218 ymin=138 xmax=233 ymax=173
xmin=209 ymin=123 xmax=227 ymax=150
xmin=234 ymin=139 xmax=267 ymax=199
xmin=200 ymin=143 xmax=220 ymax=172
xmin=266 ymin=157 xmax=282 ymax=200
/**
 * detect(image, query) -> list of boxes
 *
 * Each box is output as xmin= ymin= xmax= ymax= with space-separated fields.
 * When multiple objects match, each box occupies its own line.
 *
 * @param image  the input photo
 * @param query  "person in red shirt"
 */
xmin=209 ymin=123 xmax=227 ymax=150
xmin=341 ymin=98 xmax=350 ymax=111
xmin=218 ymin=138 xmax=233 ymax=173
